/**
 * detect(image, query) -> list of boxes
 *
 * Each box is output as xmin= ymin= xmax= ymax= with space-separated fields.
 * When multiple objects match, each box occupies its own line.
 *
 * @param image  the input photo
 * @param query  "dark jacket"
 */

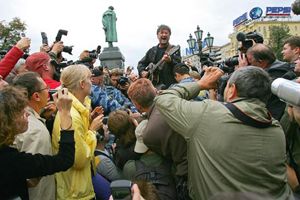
xmin=0 ymin=131 xmax=75 ymax=200
xmin=137 ymin=44 xmax=181 ymax=88
xmin=143 ymin=105 xmax=188 ymax=176
xmin=266 ymin=60 xmax=294 ymax=120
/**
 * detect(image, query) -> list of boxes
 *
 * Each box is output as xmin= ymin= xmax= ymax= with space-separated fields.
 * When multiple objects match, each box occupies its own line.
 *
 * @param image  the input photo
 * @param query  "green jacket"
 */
xmin=155 ymin=82 xmax=293 ymax=200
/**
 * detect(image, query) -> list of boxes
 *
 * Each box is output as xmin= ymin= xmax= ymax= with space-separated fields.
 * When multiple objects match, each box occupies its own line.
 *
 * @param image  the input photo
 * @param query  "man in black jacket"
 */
xmin=239 ymin=43 xmax=294 ymax=120
xmin=137 ymin=24 xmax=181 ymax=89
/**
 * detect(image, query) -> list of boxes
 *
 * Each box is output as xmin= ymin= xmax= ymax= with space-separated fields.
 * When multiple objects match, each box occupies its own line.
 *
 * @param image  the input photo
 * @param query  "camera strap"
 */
xmin=224 ymin=102 xmax=272 ymax=129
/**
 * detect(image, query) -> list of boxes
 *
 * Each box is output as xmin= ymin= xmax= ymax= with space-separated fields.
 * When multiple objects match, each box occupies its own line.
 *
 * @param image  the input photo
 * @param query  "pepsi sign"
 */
xmin=266 ymin=7 xmax=291 ymax=16
xmin=233 ymin=12 xmax=248 ymax=27
xmin=249 ymin=7 xmax=263 ymax=20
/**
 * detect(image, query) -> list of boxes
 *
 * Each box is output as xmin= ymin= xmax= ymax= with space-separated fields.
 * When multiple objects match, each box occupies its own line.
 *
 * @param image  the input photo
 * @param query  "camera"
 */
xmin=41 ymin=32 xmax=48 ymax=45
xmin=271 ymin=78 xmax=300 ymax=106
xmin=223 ymin=31 xmax=264 ymax=69
xmin=224 ymin=55 xmax=239 ymax=69
xmin=236 ymin=31 xmax=264 ymax=53
xmin=118 ymin=76 xmax=129 ymax=86
xmin=110 ymin=180 xmax=132 ymax=200
xmin=48 ymin=89 xmax=57 ymax=101
xmin=20 ymin=32 xmax=26 ymax=38
xmin=55 ymin=29 xmax=73 ymax=55
xmin=89 ymin=45 xmax=101 ymax=59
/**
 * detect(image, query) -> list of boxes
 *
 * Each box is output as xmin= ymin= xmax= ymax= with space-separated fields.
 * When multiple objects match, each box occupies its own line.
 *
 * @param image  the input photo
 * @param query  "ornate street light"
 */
xmin=187 ymin=33 xmax=196 ymax=54
xmin=205 ymin=32 xmax=214 ymax=53
xmin=194 ymin=25 xmax=203 ymax=55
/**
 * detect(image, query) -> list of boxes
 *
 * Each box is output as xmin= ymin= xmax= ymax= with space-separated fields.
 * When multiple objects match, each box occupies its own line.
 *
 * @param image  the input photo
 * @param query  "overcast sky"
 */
xmin=0 ymin=0 xmax=297 ymax=68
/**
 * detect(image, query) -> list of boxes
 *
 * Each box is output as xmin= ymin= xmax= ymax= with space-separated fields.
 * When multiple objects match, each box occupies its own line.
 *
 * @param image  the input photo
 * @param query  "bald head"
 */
xmin=246 ymin=44 xmax=276 ymax=69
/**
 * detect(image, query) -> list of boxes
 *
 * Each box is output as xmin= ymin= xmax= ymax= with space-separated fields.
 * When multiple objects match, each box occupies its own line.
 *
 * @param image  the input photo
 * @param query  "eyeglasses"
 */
xmin=36 ymin=85 xmax=50 ymax=92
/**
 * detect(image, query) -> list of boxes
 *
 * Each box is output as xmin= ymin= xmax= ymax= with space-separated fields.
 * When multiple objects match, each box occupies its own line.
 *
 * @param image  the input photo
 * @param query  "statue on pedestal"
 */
xmin=102 ymin=6 xmax=118 ymax=47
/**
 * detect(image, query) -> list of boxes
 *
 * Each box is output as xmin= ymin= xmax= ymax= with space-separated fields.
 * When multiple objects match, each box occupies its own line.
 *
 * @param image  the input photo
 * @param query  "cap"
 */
xmin=91 ymin=67 xmax=104 ymax=77
xmin=25 ymin=52 xmax=50 ymax=74
xmin=134 ymin=120 xmax=149 ymax=153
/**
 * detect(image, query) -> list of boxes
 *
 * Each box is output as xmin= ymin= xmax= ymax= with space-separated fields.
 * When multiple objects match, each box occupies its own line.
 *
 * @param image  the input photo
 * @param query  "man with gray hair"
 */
xmin=155 ymin=66 xmax=293 ymax=199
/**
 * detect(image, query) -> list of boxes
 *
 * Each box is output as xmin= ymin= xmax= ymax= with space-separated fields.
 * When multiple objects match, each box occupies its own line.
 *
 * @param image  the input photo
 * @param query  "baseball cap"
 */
xmin=25 ymin=52 xmax=50 ymax=74
xmin=134 ymin=120 xmax=149 ymax=153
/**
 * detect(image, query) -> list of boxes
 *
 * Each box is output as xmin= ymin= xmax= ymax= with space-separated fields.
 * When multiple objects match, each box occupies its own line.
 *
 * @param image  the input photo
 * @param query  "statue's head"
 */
xmin=109 ymin=6 xmax=114 ymax=10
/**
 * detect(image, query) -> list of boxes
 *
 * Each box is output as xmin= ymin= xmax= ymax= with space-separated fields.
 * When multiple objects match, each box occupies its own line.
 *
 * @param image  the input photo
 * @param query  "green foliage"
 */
xmin=0 ymin=17 xmax=26 ymax=51
xmin=269 ymin=24 xmax=291 ymax=61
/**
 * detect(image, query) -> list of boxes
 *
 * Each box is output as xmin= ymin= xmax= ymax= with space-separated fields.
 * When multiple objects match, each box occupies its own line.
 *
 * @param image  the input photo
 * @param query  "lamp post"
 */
xmin=194 ymin=25 xmax=203 ymax=57
xmin=187 ymin=33 xmax=196 ymax=54
xmin=187 ymin=25 xmax=208 ymax=57
xmin=205 ymin=32 xmax=214 ymax=53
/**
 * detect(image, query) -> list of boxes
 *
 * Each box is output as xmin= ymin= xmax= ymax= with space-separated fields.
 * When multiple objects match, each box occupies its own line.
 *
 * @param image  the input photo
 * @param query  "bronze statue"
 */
xmin=102 ymin=6 xmax=118 ymax=47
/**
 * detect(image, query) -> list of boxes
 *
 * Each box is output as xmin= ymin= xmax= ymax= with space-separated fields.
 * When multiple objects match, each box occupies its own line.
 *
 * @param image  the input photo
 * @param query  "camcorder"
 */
xmin=224 ymin=31 xmax=264 ymax=68
xmin=213 ymin=31 xmax=264 ymax=101
xmin=110 ymin=180 xmax=132 ymax=200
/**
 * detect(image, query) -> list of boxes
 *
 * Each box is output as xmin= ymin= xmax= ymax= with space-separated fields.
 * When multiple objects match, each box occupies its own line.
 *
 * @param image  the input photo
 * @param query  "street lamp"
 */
xmin=187 ymin=33 xmax=196 ymax=54
xmin=194 ymin=25 xmax=203 ymax=56
xmin=205 ymin=32 xmax=214 ymax=53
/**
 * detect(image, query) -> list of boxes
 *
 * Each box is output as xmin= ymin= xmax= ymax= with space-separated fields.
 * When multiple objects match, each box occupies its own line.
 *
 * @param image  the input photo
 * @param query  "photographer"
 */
xmin=239 ymin=43 xmax=294 ymax=120
xmin=0 ymin=37 xmax=30 ymax=79
xmin=25 ymin=52 xmax=61 ymax=89
xmin=76 ymin=50 xmax=97 ymax=69
xmin=155 ymin=66 xmax=292 ymax=199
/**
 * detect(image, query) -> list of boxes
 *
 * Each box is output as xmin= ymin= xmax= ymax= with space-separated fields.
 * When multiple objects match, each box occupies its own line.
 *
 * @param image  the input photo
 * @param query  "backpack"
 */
xmin=134 ymin=160 xmax=177 ymax=200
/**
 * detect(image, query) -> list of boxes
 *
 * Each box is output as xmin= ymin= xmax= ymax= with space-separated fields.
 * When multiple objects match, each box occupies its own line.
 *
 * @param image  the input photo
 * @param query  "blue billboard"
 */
xmin=233 ymin=12 xmax=248 ymax=27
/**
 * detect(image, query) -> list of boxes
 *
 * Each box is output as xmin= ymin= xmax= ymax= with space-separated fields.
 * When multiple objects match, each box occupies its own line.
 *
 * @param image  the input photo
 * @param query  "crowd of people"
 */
xmin=1 ymin=23 xmax=300 ymax=200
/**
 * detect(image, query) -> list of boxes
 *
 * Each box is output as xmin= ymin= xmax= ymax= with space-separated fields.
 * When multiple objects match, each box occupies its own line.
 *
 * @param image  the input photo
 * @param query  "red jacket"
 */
xmin=0 ymin=46 xmax=24 ymax=79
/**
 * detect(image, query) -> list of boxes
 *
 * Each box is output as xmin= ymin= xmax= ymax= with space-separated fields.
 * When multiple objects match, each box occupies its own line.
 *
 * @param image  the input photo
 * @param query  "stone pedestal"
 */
xmin=99 ymin=46 xmax=125 ymax=69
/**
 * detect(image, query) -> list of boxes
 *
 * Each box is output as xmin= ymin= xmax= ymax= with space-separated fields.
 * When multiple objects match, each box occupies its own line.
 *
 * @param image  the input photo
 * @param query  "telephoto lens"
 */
xmin=271 ymin=78 xmax=300 ymax=106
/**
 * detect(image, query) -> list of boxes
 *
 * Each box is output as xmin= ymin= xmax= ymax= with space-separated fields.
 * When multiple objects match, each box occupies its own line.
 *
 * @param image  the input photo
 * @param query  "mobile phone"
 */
xmin=103 ymin=116 xmax=109 ymax=125
xmin=110 ymin=180 xmax=132 ymax=200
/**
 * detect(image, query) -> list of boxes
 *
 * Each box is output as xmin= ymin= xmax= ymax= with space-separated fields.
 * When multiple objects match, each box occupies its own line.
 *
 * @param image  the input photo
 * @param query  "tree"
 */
xmin=269 ymin=24 xmax=291 ymax=61
xmin=0 ymin=17 xmax=26 ymax=52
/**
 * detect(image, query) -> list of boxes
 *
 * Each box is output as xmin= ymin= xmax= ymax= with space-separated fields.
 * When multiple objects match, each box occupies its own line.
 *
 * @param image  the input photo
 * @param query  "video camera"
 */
xmin=236 ymin=31 xmax=264 ymax=53
xmin=224 ymin=30 xmax=264 ymax=68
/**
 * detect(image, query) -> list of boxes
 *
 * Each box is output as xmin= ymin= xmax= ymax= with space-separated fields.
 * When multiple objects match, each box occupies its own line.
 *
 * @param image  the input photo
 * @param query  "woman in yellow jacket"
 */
xmin=52 ymin=64 xmax=103 ymax=200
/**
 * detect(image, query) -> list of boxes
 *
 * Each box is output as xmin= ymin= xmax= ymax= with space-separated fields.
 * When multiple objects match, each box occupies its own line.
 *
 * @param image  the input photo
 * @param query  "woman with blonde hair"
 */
xmin=52 ymin=64 xmax=103 ymax=199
